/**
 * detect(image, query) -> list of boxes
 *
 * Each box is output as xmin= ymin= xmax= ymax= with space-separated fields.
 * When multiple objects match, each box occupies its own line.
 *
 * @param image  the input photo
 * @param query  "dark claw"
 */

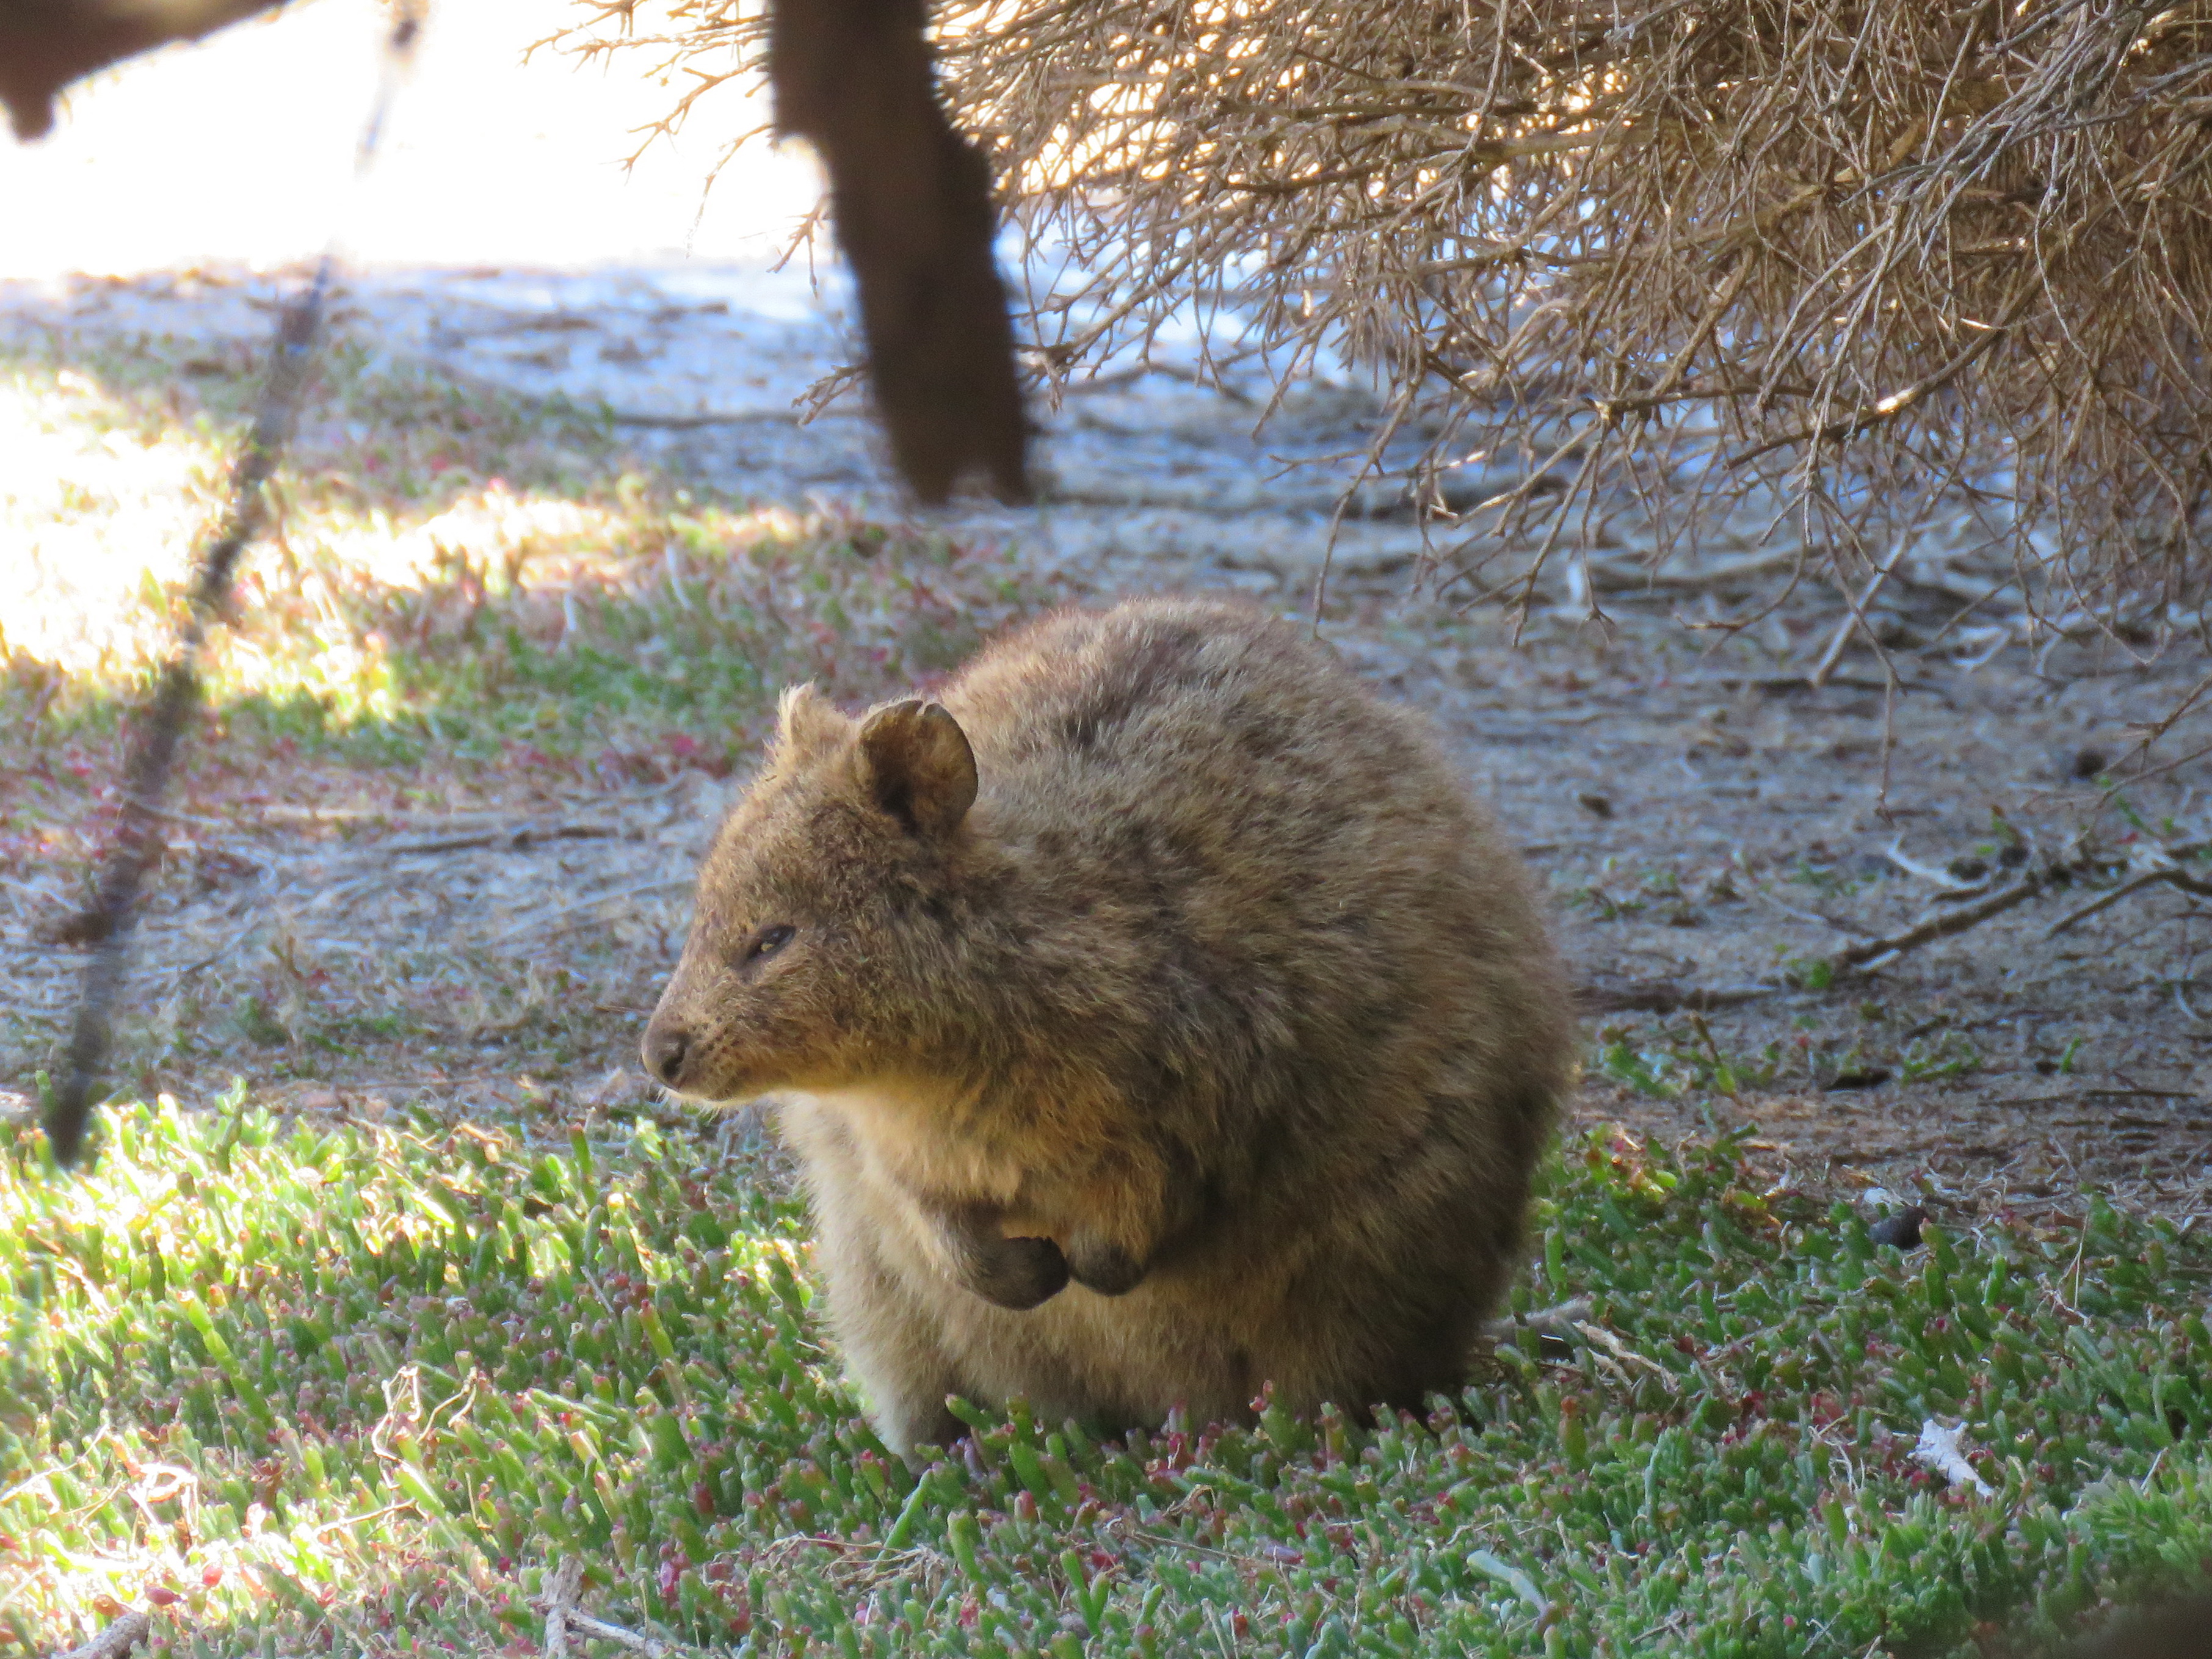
xmin=966 ymin=1234 xmax=1068 ymax=1310
xmin=1065 ymin=1235 xmax=1145 ymax=1296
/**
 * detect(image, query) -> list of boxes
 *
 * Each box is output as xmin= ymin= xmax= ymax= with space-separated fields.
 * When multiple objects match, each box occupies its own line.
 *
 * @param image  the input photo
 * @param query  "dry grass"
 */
xmin=561 ymin=0 xmax=2212 ymax=630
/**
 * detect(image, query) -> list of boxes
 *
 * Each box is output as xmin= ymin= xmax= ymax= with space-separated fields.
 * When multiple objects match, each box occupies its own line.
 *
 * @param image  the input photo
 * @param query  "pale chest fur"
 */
xmin=781 ymin=1080 xmax=1026 ymax=1207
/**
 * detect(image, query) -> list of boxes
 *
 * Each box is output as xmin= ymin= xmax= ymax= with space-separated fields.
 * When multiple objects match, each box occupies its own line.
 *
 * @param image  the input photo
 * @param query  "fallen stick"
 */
xmin=480 ymin=876 xmax=694 ymax=949
xmin=1570 ymin=1317 xmax=1682 ymax=1391
xmin=1832 ymin=869 xmax=2054 ymax=971
xmin=1825 ymin=830 xmax=2212 ymax=971
xmin=1478 ymin=1296 xmax=1594 ymax=1347
xmin=1910 ymin=1418 xmax=1995 ymax=1498
xmin=1755 ymin=886 xmax=1879 ymax=937
xmin=1807 ymin=539 xmax=1909 ymax=688
xmin=378 ymin=822 xmax=624 ymax=857
xmin=2048 ymin=863 xmax=2212 ymax=936
xmin=564 ymin=1611 xmax=686 ymax=1658
xmin=540 ymin=1559 xmax=583 ymax=1659
xmin=1576 ymin=980 xmax=1779 ymax=1015
xmin=534 ymin=1560 xmax=691 ymax=1659
xmin=54 ymin=1613 xmax=153 ymax=1659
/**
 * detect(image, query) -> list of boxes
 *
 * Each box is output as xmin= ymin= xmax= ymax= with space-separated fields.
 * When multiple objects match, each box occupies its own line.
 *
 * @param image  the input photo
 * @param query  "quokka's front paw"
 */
xmin=1063 ymin=1231 xmax=1145 ymax=1296
xmin=963 ymin=1232 xmax=1070 ymax=1310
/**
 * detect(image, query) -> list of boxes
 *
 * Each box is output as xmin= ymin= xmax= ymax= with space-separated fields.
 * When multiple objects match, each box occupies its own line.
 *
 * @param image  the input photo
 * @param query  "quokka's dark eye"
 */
xmin=745 ymin=924 xmax=796 ymax=963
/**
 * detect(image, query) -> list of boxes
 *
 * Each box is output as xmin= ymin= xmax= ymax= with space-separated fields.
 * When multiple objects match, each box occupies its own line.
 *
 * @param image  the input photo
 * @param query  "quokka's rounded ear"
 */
xmin=775 ymin=684 xmax=852 ymax=758
xmin=856 ymin=700 xmax=977 ymax=837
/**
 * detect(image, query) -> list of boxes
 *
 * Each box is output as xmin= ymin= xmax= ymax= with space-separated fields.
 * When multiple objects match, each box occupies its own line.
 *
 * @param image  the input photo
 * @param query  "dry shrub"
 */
xmin=564 ymin=0 xmax=2212 ymax=625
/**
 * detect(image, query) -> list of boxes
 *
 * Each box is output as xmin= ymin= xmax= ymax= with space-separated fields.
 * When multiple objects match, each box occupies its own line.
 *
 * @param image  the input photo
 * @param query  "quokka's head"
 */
xmin=641 ymin=686 xmax=981 ymax=1105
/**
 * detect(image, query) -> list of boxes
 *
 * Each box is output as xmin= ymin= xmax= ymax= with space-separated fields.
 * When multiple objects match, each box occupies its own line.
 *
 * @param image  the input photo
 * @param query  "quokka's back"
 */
xmin=644 ymin=597 xmax=1574 ymax=1454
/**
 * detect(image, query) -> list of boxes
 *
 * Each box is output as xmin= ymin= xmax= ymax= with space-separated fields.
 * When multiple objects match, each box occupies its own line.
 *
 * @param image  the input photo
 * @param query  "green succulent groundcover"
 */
xmin=5 ymin=1099 xmax=2208 ymax=1657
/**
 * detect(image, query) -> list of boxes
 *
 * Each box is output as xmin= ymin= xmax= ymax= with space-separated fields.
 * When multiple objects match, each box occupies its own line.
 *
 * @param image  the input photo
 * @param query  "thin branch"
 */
xmin=1808 ymin=537 xmax=1910 ymax=687
xmin=1576 ymin=980 xmax=1779 ymax=1014
xmin=564 ymin=1611 xmax=689 ymax=1658
xmin=540 ymin=1559 xmax=584 ymax=1659
xmin=55 ymin=1614 xmax=153 ymax=1659
xmin=2048 ymin=863 xmax=2212 ymax=935
xmin=1731 ymin=292 xmax=2040 ymax=467
xmin=1833 ymin=869 xmax=2056 ymax=970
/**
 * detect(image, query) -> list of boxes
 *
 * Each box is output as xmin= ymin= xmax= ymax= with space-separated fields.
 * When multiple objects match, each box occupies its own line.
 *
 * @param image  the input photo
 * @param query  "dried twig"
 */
xmin=481 ymin=877 xmax=693 ymax=949
xmin=1478 ymin=1296 xmax=1594 ymax=1347
xmin=1807 ymin=540 xmax=1909 ymax=688
xmin=1573 ymin=1319 xmax=1682 ymax=1393
xmin=53 ymin=1612 xmax=153 ymax=1659
xmin=1910 ymin=1418 xmax=1995 ymax=1498
xmin=379 ymin=822 xmax=624 ymax=857
xmin=603 ymin=408 xmax=803 ymax=428
xmin=565 ymin=1611 xmax=687 ymax=1658
xmin=1880 ymin=839 xmax=1987 ymax=895
xmin=1832 ymin=870 xmax=2056 ymax=970
xmin=1729 ymin=291 xmax=2039 ymax=468
xmin=1753 ymin=887 xmax=1879 ymax=938
xmin=2047 ymin=860 xmax=2212 ymax=935
xmin=535 ymin=1559 xmax=689 ymax=1659
xmin=1576 ymin=980 xmax=1778 ymax=1015
xmin=539 ymin=1559 xmax=584 ymax=1659
xmin=1818 ymin=829 xmax=2212 ymax=970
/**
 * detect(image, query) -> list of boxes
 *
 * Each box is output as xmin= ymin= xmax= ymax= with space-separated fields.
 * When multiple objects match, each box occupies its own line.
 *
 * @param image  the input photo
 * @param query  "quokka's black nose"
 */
xmin=642 ymin=1025 xmax=690 ymax=1086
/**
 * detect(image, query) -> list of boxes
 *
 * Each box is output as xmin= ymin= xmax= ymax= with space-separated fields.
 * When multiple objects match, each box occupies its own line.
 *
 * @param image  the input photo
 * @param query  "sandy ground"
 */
xmin=3 ymin=2 xmax=2208 ymax=1225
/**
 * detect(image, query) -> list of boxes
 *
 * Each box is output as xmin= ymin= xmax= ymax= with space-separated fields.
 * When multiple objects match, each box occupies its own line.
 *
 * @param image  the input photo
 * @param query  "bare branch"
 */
xmin=1833 ymin=870 xmax=2055 ymax=971
xmin=54 ymin=1614 xmax=152 ymax=1659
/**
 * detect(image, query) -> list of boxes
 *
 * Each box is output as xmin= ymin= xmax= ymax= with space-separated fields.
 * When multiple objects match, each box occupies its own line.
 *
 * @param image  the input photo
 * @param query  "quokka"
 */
xmin=644 ymin=597 xmax=1573 ymax=1456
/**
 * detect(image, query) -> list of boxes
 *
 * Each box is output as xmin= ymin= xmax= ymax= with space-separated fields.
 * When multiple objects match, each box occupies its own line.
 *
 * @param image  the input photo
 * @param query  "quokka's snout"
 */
xmin=646 ymin=597 xmax=1574 ymax=1456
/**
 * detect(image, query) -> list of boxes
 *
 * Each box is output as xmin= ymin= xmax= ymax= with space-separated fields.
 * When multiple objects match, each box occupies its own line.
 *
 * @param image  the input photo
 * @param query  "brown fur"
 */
xmin=643 ymin=597 xmax=1573 ymax=1456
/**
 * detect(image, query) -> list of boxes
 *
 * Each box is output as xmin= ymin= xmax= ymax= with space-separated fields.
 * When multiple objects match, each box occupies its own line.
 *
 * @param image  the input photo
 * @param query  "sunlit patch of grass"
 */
xmin=9 ymin=1105 xmax=2212 ymax=1657
xmin=0 ymin=329 xmax=616 ymax=673
xmin=0 ymin=330 xmax=1051 ymax=776
xmin=0 ymin=361 xmax=222 ymax=681
xmin=173 ymin=486 xmax=1043 ymax=771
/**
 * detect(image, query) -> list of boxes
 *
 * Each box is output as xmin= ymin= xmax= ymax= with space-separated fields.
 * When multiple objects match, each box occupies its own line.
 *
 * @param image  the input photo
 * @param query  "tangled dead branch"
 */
xmin=560 ymin=0 xmax=2212 ymax=622
xmin=1829 ymin=826 xmax=2212 ymax=974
